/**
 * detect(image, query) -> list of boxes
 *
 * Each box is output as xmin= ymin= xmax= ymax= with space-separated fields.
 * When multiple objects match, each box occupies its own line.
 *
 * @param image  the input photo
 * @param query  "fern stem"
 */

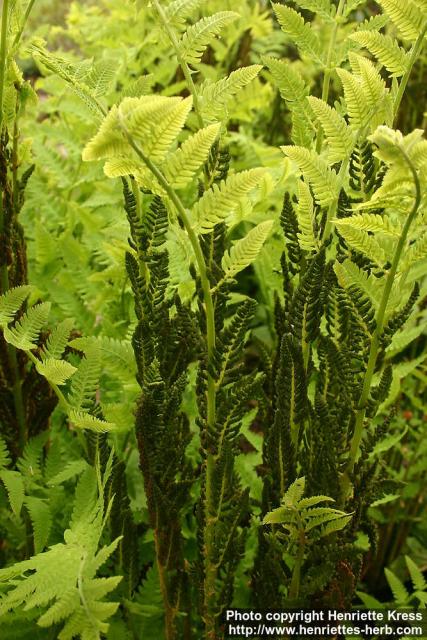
xmin=151 ymin=0 xmax=205 ymax=129
xmin=316 ymin=0 xmax=346 ymax=153
xmin=393 ymin=25 xmax=427 ymax=125
xmin=342 ymin=147 xmax=422 ymax=500
xmin=0 ymin=0 xmax=8 ymax=130
xmin=118 ymin=126 xmax=219 ymax=637
xmin=11 ymin=0 xmax=35 ymax=50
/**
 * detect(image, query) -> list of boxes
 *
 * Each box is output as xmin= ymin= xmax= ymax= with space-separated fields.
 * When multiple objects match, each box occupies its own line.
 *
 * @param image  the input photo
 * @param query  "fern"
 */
xmin=3 ymin=302 xmax=51 ymax=351
xmin=24 ymin=496 xmax=52 ymax=553
xmin=0 ymin=470 xmax=25 ymax=516
xmin=177 ymin=11 xmax=239 ymax=65
xmin=282 ymin=146 xmax=340 ymax=207
xmin=272 ymin=4 xmax=322 ymax=63
xmin=163 ymin=123 xmax=220 ymax=188
xmin=350 ymin=31 xmax=409 ymax=76
xmin=296 ymin=180 xmax=317 ymax=251
xmin=308 ymin=96 xmax=355 ymax=162
xmin=199 ymin=65 xmax=262 ymax=120
xmin=219 ymin=221 xmax=274 ymax=285
xmin=377 ymin=0 xmax=427 ymax=41
xmin=35 ymin=358 xmax=77 ymax=386
xmin=42 ymin=318 xmax=74 ymax=360
xmin=0 ymin=285 xmax=32 ymax=327
xmin=0 ymin=466 xmax=122 ymax=639
xmin=192 ymin=168 xmax=266 ymax=233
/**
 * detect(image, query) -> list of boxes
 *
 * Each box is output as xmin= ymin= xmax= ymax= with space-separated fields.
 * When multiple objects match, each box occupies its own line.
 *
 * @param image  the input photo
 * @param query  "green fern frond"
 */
xmin=272 ymin=4 xmax=322 ymax=63
xmin=0 ymin=285 xmax=32 ymax=327
xmin=263 ymin=55 xmax=313 ymax=147
xmin=405 ymin=556 xmax=427 ymax=593
xmin=334 ymin=222 xmax=387 ymax=266
xmin=35 ymin=358 xmax=77 ymax=386
xmin=336 ymin=68 xmax=366 ymax=128
xmin=0 ymin=437 xmax=11 ymax=469
xmin=220 ymin=220 xmax=274 ymax=283
xmin=349 ymin=31 xmax=409 ymax=76
xmin=42 ymin=318 xmax=74 ymax=360
xmin=163 ymin=123 xmax=221 ymax=188
xmin=82 ymin=104 xmax=128 ymax=161
xmin=192 ymin=168 xmax=266 ymax=233
xmin=334 ymin=260 xmax=382 ymax=307
xmin=385 ymin=567 xmax=409 ymax=604
xmin=177 ymin=11 xmax=239 ymax=65
xmin=296 ymin=180 xmax=317 ymax=251
xmin=377 ymin=0 xmax=427 ymax=41
xmin=0 ymin=470 xmax=24 ymax=516
xmin=68 ymin=347 xmax=101 ymax=411
xmin=164 ymin=0 xmax=203 ymax=26
xmin=332 ymin=213 xmax=401 ymax=237
xmin=354 ymin=55 xmax=392 ymax=125
xmin=308 ymin=96 xmax=355 ymax=162
xmin=69 ymin=410 xmax=116 ymax=432
xmin=25 ymin=497 xmax=52 ymax=554
xmin=3 ymin=302 xmax=51 ymax=351
xmin=296 ymin=0 xmax=334 ymax=21
xmin=281 ymin=146 xmax=340 ymax=207
xmin=199 ymin=65 xmax=262 ymax=120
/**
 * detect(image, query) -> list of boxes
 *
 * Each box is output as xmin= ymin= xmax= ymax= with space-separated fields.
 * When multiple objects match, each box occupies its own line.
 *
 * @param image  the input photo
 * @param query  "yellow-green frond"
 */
xmin=3 ymin=303 xmax=51 ymax=351
xmin=163 ymin=123 xmax=221 ymax=188
xmin=272 ymin=4 xmax=322 ymax=62
xmin=332 ymin=213 xmax=402 ymax=237
xmin=221 ymin=220 xmax=274 ymax=281
xmin=334 ymin=223 xmax=387 ymax=266
xmin=377 ymin=0 xmax=427 ymax=41
xmin=308 ymin=96 xmax=355 ymax=162
xmin=0 ymin=285 xmax=32 ymax=328
xmin=199 ymin=65 xmax=262 ymax=120
xmin=296 ymin=180 xmax=317 ymax=251
xmin=36 ymin=359 xmax=77 ymax=386
xmin=349 ymin=31 xmax=409 ymax=76
xmin=178 ymin=12 xmax=239 ymax=65
xmin=281 ymin=146 xmax=340 ymax=207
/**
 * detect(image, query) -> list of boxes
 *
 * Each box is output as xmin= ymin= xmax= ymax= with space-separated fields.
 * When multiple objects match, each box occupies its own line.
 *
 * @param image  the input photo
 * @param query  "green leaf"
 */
xmin=296 ymin=180 xmax=317 ymax=251
xmin=385 ymin=567 xmax=409 ymax=604
xmin=220 ymin=220 xmax=274 ymax=282
xmin=0 ymin=437 xmax=11 ymax=470
xmin=48 ymin=460 xmax=89 ymax=486
xmin=178 ymin=11 xmax=239 ymax=65
xmin=42 ymin=318 xmax=74 ymax=360
xmin=0 ymin=469 xmax=25 ymax=516
xmin=199 ymin=65 xmax=262 ymax=120
xmin=405 ymin=556 xmax=427 ymax=592
xmin=3 ymin=302 xmax=51 ymax=351
xmin=25 ymin=497 xmax=52 ymax=553
xmin=283 ymin=476 xmax=305 ymax=507
xmin=36 ymin=358 xmax=77 ymax=386
xmin=69 ymin=410 xmax=116 ymax=432
xmin=349 ymin=31 xmax=409 ymax=76
xmin=0 ymin=285 xmax=32 ymax=327
xmin=282 ymin=146 xmax=340 ymax=207
xmin=192 ymin=168 xmax=266 ymax=233
xmin=377 ymin=0 xmax=427 ymax=41
xmin=334 ymin=222 xmax=386 ymax=266
xmin=308 ymin=96 xmax=355 ymax=162
xmin=272 ymin=4 xmax=322 ymax=62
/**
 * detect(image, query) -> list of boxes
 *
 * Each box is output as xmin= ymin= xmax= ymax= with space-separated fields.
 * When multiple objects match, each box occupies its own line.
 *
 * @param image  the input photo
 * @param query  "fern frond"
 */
xmin=0 ymin=285 xmax=32 ymax=327
xmin=336 ymin=68 xmax=366 ymax=128
xmin=296 ymin=180 xmax=317 ymax=251
xmin=82 ymin=104 xmax=128 ymax=161
xmin=281 ymin=146 xmax=339 ymax=207
xmin=163 ymin=123 xmax=220 ymax=188
xmin=178 ymin=12 xmax=239 ymax=65
xmin=68 ymin=348 xmax=101 ymax=411
xmin=296 ymin=0 xmax=334 ymax=20
xmin=377 ymin=0 xmax=427 ymax=41
xmin=220 ymin=221 xmax=274 ymax=283
xmin=308 ymin=96 xmax=355 ymax=162
xmin=405 ymin=556 xmax=427 ymax=593
xmin=68 ymin=411 xmax=116 ymax=432
xmin=199 ymin=65 xmax=262 ymax=120
xmin=385 ymin=567 xmax=409 ymax=603
xmin=3 ymin=302 xmax=51 ymax=351
xmin=35 ymin=358 xmax=77 ymax=386
xmin=272 ymin=4 xmax=322 ymax=62
xmin=334 ymin=222 xmax=386 ymax=266
xmin=42 ymin=318 xmax=74 ymax=360
xmin=0 ymin=470 xmax=24 ymax=516
xmin=263 ymin=55 xmax=313 ymax=147
xmin=25 ymin=497 xmax=52 ymax=554
xmin=354 ymin=55 xmax=392 ymax=126
xmin=349 ymin=31 xmax=409 ymax=76
xmin=332 ymin=213 xmax=401 ymax=237
xmin=0 ymin=437 xmax=11 ymax=469
xmin=334 ymin=260 xmax=381 ymax=307
xmin=192 ymin=168 xmax=266 ymax=233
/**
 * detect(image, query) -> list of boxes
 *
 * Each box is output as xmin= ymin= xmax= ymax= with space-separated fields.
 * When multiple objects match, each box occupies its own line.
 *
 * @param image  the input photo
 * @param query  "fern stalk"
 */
xmin=342 ymin=147 xmax=422 ymax=500
xmin=152 ymin=0 xmax=205 ymax=130
xmin=393 ymin=25 xmax=427 ymax=124
xmin=11 ymin=0 xmax=35 ymax=50
xmin=118 ymin=122 xmax=222 ymax=638
xmin=316 ymin=0 xmax=346 ymax=152
xmin=0 ymin=0 xmax=8 ymax=130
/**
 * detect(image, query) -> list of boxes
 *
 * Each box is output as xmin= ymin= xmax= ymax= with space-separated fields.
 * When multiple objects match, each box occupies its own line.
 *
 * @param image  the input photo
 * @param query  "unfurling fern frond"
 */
xmin=177 ymin=11 xmax=239 ymax=65
xmin=163 ymin=123 xmax=220 ymax=188
xmin=192 ymin=168 xmax=266 ymax=233
xmin=308 ymin=97 xmax=355 ymax=162
xmin=281 ymin=146 xmax=339 ymax=207
xmin=349 ymin=31 xmax=409 ymax=76
xmin=220 ymin=220 xmax=274 ymax=284
xmin=3 ymin=303 xmax=51 ymax=351
xmin=272 ymin=4 xmax=322 ymax=62
xmin=0 ymin=285 xmax=32 ymax=327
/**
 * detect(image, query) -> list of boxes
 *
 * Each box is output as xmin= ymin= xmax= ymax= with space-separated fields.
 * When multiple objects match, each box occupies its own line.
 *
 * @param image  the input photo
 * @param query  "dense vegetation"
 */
xmin=0 ymin=0 xmax=427 ymax=638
